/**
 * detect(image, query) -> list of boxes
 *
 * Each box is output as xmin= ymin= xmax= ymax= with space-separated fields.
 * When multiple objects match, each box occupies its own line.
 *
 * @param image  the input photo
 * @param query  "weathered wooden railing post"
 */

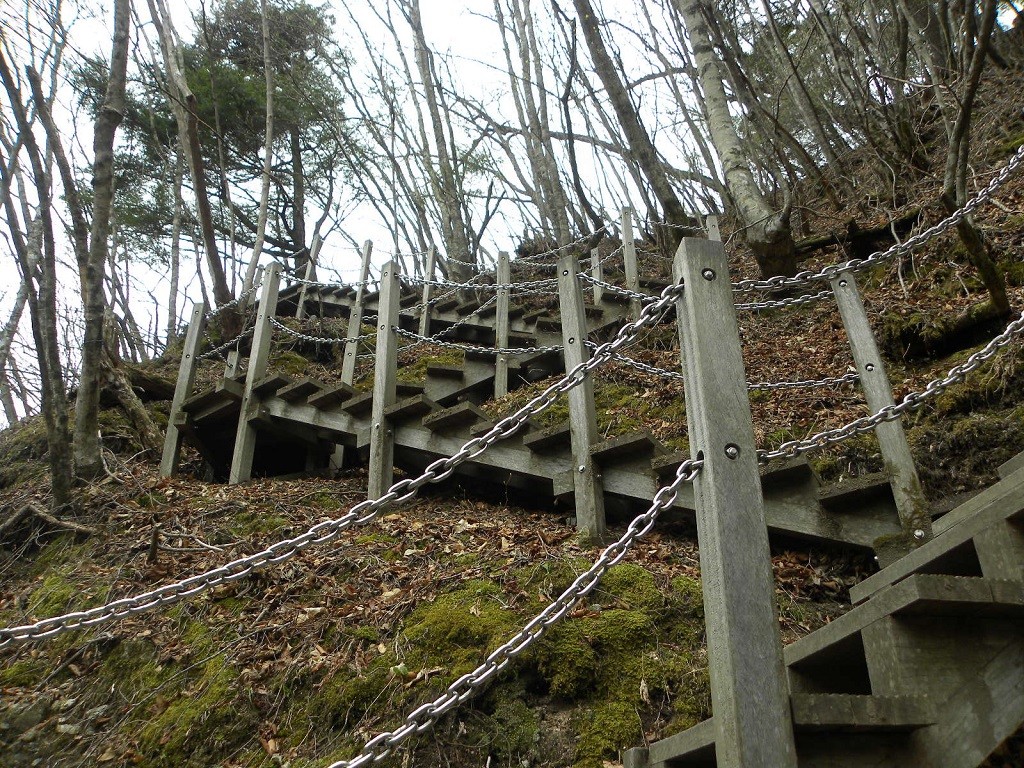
xmin=229 ymin=262 xmax=282 ymax=484
xmin=830 ymin=271 xmax=931 ymax=544
xmin=418 ymin=246 xmax=437 ymax=337
xmin=341 ymin=240 xmax=374 ymax=386
xmin=160 ymin=302 xmax=208 ymax=478
xmin=557 ymin=252 xmax=606 ymax=543
xmin=589 ymin=247 xmax=603 ymax=305
xmin=368 ymin=260 xmax=401 ymax=499
xmin=495 ymin=251 xmax=511 ymax=398
xmin=294 ymin=234 xmax=322 ymax=320
xmin=674 ymin=238 xmax=797 ymax=767
xmin=706 ymin=214 xmax=721 ymax=242
xmin=621 ymin=207 xmax=642 ymax=318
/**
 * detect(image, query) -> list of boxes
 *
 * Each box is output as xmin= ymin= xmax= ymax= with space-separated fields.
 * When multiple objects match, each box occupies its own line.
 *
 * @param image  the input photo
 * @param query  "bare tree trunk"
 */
xmin=402 ymin=0 xmax=475 ymax=281
xmin=166 ymin=148 xmax=183 ymax=345
xmin=0 ymin=276 xmax=29 ymax=425
xmin=242 ymin=0 xmax=276 ymax=296
xmin=572 ymin=0 xmax=690 ymax=247
xmin=673 ymin=0 xmax=798 ymax=277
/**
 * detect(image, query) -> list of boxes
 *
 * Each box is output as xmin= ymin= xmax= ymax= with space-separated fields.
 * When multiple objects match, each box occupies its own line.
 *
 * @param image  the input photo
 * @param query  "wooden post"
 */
xmin=590 ymin=247 xmax=603 ymax=305
xmin=294 ymin=234 xmax=322 ymax=320
xmin=622 ymin=748 xmax=649 ymax=768
xmin=418 ymin=246 xmax=437 ymax=337
xmin=495 ymin=251 xmax=511 ymax=398
xmin=706 ymin=214 xmax=721 ymax=242
xmin=368 ymin=260 xmax=401 ymax=499
xmin=341 ymin=240 xmax=373 ymax=386
xmin=674 ymin=239 xmax=797 ymax=768
xmin=159 ymin=302 xmax=207 ymax=477
xmin=229 ymin=263 xmax=282 ymax=484
xmin=831 ymin=271 xmax=931 ymax=542
xmin=557 ymin=252 xmax=606 ymax=543
xmin=622 ymin=207 xmax=641 ymax=319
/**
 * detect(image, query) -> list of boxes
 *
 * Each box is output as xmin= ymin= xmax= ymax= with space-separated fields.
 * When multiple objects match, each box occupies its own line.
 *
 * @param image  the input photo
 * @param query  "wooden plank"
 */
xmin=229 ymin=263 xmax=282 ymax=484
xmin=590 ymin=430 xmax=667 ymax=464
xmin=251 ymin=372 xmax=293 ymax=397
xmin=622 ymin=207 xmax=642 ymax=319
xmin=558 ymin=251 xmax=606 ymax=543
xmin=384 ymin=394 xmax=440 ymax=422
xmin=368 ymin=260 xmax=401 ymax=499
xmin=276 ymin=376 xmax=326 ymax=403
xmin=673 ymin=238 xmax=797 ymax=767
xmin=422 ymin=401 xmax=492 ymax=433
xmin=307 ymin=382 xmax=357 ymax=409
xmin=590 ymin=247 xmax=603 ymax=305
xmin=341 ymin=240 xmax=373 ymax=385
xmin=294 ymin=234 xmax=321 ymax=320
xmin=523 ymin=422 xmax=572 ymax=453
xmin=418 ymin=246 xmax=437 ymax=337
xmin=831 ymin=271 xmax=930 ymax=544
xmin=160 ymin=302 xmax=208 ymax=477
xmin=495 ymin=251 xmax=511 ymax=397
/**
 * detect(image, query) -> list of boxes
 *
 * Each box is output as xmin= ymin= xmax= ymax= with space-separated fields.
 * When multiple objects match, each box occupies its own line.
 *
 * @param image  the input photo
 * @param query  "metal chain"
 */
xmin=0 ymin=280 xmax=686 ymax=650
xmin=736 ymin=290 xmax=833 ymax=312
xmin=395 ymin=328 xmax=563 ymax=357
xmin=289 ymin=275 xmax=373 ymax=290
xmin=748 ymin=372 xmax=860 ymax=391
xmin=513 ymin=226 xmax=610 ymax=264
xmin=734 ymin=142 xmax=1024 ymax=294
xmin=578 ymin=273 xmax=657 ymax=304
xmin=404 ymin=275 xmax=560 ymax=292
xmin=430 ymin=295 xmax=499 ymax=340
xmin=760 ymin=309 xmax=1024 ymax=462
xmin=583 ymin=342 xmax=860 ymax=390
xmin=199 ymin=326 xmax=255 ymax=361
xmin=205 ymin=286 xmax=260 ymax=320
xmin=269 ymin=317 xmax=375 ymax=345
xmin=329 ymin=456 xmax=703 ymax=768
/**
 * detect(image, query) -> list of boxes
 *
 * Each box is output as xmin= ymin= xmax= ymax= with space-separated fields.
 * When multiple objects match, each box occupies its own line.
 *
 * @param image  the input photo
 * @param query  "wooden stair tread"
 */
xmin=384 ymin=394 xmax=441 ymax=421
xmin=425 ymin=364 xmax=465 ymax=380
xmin=251 ymin=373 xmax=294 ymax=397
xmin=523 ymin=422 xmax=571 ymax=452
xmin=276 ymin=376 xmax=328 ymax=402
xmin=422 ymin=402 xmax=492 ymax=433
xmin=340 ymin=391 xmax=373 ymax=416
xmin=434 ymin=297 xmax=460 ymax=313
xmin=591 ymin=430 xmax=667 ymax=463
xmin=396 ymin=382 xmax=425 ymax=397
xmin=786 ymin=575 xmax=1024 ymax=670
xmin=307 ymin=382 xmax=357 ymax=409
xmin=818 ymin=472 xmax=893 ymax=510
xmin=650 ymin=695 xmax=935 ymax=764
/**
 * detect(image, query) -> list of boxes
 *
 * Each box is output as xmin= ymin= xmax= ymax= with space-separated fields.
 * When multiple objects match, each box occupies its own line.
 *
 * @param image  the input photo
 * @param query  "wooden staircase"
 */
xmin=637 ymin=454 xmax=1024 ymax=768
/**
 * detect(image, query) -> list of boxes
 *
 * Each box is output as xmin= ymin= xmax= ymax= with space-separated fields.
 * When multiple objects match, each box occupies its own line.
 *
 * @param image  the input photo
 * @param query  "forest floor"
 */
xmin=1 ymin=73 xmax=1024 ymax=768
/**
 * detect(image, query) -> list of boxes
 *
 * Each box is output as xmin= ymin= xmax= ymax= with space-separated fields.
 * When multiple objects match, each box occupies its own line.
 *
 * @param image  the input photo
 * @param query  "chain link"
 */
xmin=578 ymin=273 xmax=657 ymax=304
xmin=199 ymin=327 xmax=255 ymax=361
xmin=328 ymin=456 xmax=703 ymax=768
xmin=395 ymin=328 xmax=563 ymax=357
xmin=583 ymin=342 xmax=860 ymax=390
xmin=269 ymin=318 xmax=375 ymax=345
xmin=404 ymin=275 xmax=560 ymax=292
xmin=0 ymin=280 xmax=687 ymax=650
xmin=734 ymin=142 xmax=1024 ymax=294
xmin=736 ymin=290 xmax=833 ymax=312
xmin=760 ymin=310 xmax=1024 ymax=462
xmin=205 ymin=286 xmax=260 ymax=320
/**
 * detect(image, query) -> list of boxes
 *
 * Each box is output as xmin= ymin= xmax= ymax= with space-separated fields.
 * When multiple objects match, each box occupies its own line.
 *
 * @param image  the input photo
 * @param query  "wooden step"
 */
xmin=399 ymin=291 xmax=419 ymax=308
xmin=307 ymin=382 xmax=357 ymax=409
xmin=385 ymin=394 xmax=440 ymax=422
xmin=649 ymin=694 xmax=935 ymax=766
xmin=252 ymin=373 xmax=294 ymax=397
xmin=434 ymin=296 xmax=460 ymax=313
xmin=425 ymin=364 xmax=464 ymax=380
xmin=455 ymin=300 xmax=481 ymax=315
xmin=818 ymin=472 xmax=893 ymax=511
xmin=396 ymin=382 xmax=425 ymax=397
xmin=850 ymin=467 xmax=1024 ymax=604
xmin=422 ymin=402 xmax=492 ymax=433
xmin=523 ymin=422 xmax=571 ymax=453
xmin=536 ymin=316 xmax=561 ymax=332
xmin=591 ymin=430 xmax=667 ymax=464
xmin=340 ymin=391 xmax=373 ymax=416
xmin=276 ymin=377 xmax=326 ymax=403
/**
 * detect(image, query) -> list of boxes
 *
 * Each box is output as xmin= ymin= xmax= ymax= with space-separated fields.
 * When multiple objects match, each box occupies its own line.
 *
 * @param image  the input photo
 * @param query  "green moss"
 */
xmin=227 ymin=509 xmax=289 ymax=537
xmin=396 ymin=349 xmax=465 ymax=384
xmin=595 ymin=563 xmax=665 ymax=612
xmin=404 ymin=579 xmax=518 ymax=675
xmin=573 ymin=702 xmax=643 ymax=768
xmin=97 ymin=638 xmax=165 ymax=698
xmin=270 ymin=350 xmax=310 ymax=376
xmin=0 ymin=659 xmax=47 ymax=687
xmin=477 ymin=695 xmax=539 ymax=758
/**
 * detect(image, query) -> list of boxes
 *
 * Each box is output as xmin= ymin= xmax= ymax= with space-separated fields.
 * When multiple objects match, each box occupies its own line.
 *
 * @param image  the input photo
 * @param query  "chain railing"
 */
xmin=759 ymin=309 xmax=1024 ymax=462
xmin=198 ymin=327 xmax=256 ymax=361
xmin=0 ymin=280 xmax=687 ymax=650
xmin=205 ymin=286 xmax=260 ymax=321
xmin=736 ymin=289 xmax=834 ymax=312
xmin=395 ymin=327 xmax=563 ymax=357
xmin=269 ymin=317 xmax=375 ymax=346
xmin=734 ymin=142 xmax=1024 ymax=294
xmin=330 ymin=456 xmax=703 ymax=768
